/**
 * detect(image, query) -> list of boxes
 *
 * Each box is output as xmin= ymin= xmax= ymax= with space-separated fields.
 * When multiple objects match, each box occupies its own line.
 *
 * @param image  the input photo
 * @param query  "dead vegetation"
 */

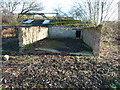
xmin=0 ymin=21 xmax=119 ymax=89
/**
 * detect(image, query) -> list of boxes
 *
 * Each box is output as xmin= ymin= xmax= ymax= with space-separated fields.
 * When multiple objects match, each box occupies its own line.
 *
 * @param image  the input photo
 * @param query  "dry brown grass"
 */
xmin=1 ymin=28 xmax=16 ymax=38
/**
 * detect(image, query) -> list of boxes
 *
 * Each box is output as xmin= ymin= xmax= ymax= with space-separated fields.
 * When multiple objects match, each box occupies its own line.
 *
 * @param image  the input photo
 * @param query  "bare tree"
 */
xmin=0 ymin=5 xmax=18 ymax=25
xmin=69 ymin=0 xmax=115 ymax=26
xmin=18 ymin=1 xmax=44 ymax=17
xmin=1 ymin=0 xmax=44 ymax=24
xmin=54 ymin=6 xmax=69 ymax=18
xmin=3 ymin=1 xmax=20 ymax=14
xmin=1 ymin=0 xmax=43 ymax=14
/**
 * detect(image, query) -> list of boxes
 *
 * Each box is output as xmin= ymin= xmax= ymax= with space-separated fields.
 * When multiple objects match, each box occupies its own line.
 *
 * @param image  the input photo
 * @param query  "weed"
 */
xmin=25 ymin=58 xmax=33 ymax=62
xmin=109 ymin=83 xmax=120 ymax=89
xmin=74 ymin=56 xmax=79 ymax=61
xmin=24 ymin=44 xmax=34 ymax=50
xmin=74 ymin=56 xmax=89 ymax=64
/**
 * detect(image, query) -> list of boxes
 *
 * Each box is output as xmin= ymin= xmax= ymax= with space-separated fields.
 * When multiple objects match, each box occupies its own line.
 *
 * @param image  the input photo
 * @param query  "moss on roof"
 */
xmin=50 ymin=20 xmax=83 ymax=26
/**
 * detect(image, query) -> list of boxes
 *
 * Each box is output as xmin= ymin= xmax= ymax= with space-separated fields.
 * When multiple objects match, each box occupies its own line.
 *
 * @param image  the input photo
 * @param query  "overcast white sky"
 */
xmin=3 ymin=0 xmax=120 ymax=21
xmin=35 ymin=0 xmax=72 ymax=13
xmin=35 ymin=0 xmax=119 ymax=21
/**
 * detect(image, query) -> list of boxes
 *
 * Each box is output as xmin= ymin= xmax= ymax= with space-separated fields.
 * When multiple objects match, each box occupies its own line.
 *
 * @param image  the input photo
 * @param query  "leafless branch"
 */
xmin=70 ymin=0 xmax=115 ymax=26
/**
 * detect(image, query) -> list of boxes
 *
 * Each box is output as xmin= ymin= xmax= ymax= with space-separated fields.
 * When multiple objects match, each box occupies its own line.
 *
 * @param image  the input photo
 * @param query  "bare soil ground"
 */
xmin=0 ymin=21 xmax=119 ymax=89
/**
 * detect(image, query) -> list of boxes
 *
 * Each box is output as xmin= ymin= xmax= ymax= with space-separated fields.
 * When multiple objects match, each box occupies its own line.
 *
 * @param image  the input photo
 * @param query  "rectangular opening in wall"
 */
xmin=76 ymin=30 xmax=81 ymax=38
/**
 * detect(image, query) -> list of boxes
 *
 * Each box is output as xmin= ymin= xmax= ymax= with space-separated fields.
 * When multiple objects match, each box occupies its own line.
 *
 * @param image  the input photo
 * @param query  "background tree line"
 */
xmin=0 ymin=0 xmax=44 ymax=26
xmin=0 ymin=0 xmax=115 ymax=26
xmin=54 ymin=0 xmax=115 ymax=27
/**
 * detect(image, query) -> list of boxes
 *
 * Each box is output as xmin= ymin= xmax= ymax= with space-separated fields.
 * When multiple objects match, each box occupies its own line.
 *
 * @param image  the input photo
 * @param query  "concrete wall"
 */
xmin=82 ymin=26 xmax=102 ymax=56
xmin=18 ymin=25 xmax=101 ymax=56
xmin=19 ymin=26 xmax=48 ymax=47
xmin=48 ymin=26 xmax=76 ymax=38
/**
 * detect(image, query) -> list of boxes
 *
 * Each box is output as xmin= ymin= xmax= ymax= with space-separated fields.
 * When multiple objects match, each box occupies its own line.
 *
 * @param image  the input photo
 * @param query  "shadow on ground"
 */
xmin=2 ymin=38 xmax=93 ymax=56
xmin=2 ymin=37 xmax=19 ymax=54
xmin=29 ymin=38 xmax=93 ymax=56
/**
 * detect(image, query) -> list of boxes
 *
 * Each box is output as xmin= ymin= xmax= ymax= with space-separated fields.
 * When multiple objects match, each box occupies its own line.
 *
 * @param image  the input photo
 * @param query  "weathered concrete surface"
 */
xmin=48 ymin=26 xmax=76 ymax=38
xmin=19 ymin=26 xmax=48 ymax=47
xmin=82 ymin=26 xmax=102 ymax=56
xmin=18 ymin=25 xmax=101 ymax=56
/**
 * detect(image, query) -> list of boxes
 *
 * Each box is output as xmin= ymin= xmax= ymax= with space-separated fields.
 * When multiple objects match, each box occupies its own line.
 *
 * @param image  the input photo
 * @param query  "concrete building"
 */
xmin=18 ymin=19 xmax=102 ymax=56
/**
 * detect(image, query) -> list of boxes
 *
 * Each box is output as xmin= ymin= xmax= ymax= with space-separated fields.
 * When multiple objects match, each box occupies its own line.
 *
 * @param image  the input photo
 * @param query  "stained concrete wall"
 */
xmin=82 ymin=26 xmax=102 ymax=56
xmin=18 ymin=25 xmax=101 ymax=56
xmin=48 ymin=26 xmax=76 ymax=38
xmin=19 ymin=26 xmax=48 ymax=47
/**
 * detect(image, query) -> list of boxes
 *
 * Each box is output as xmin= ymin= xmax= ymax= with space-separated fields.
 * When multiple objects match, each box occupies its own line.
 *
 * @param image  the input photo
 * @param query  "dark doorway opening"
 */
xmin=76 ymin=31 xmax=81 ymax=38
